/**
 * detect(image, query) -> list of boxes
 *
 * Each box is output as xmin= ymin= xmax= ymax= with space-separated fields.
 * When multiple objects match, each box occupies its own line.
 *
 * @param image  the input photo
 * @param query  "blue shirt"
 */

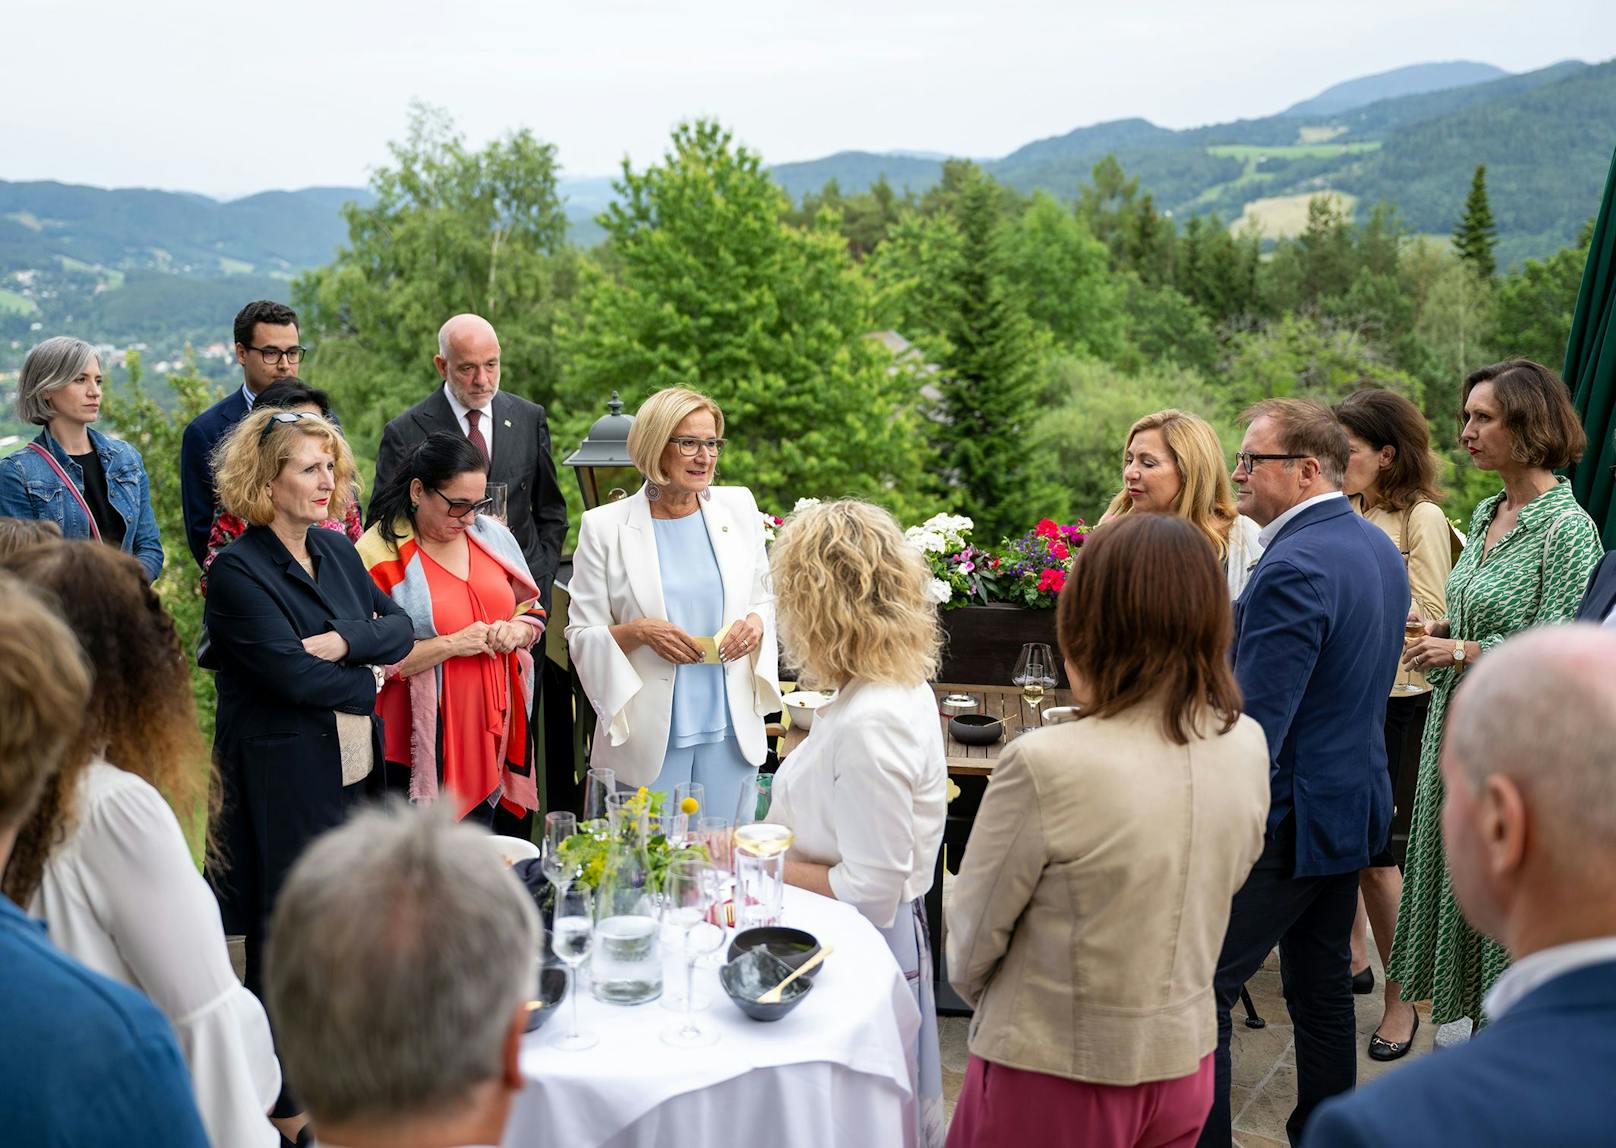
xmin=0 ymin=893 xmax=209 ymax=1147
xmin=653 ymin=511 xmax=731 ymax=748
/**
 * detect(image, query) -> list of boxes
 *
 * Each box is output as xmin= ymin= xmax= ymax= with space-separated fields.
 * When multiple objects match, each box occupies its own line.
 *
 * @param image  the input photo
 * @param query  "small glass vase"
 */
xmin=591 ymin=802 xmax=664 ymax=1005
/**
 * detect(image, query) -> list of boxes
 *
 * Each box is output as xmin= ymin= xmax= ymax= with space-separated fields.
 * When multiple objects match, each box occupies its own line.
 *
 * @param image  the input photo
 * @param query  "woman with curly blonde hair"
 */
xmin=765 ymin=498 xmax=947 ymax=1147
xmin=0 ymin=541 xmax=283 ymax=1148
xmin=1102 ymin=409 xmax=1262 ymax=596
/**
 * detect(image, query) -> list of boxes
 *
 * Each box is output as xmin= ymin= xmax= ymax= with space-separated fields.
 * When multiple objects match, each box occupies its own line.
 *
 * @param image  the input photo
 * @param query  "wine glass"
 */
xmin=583 ymin=767 xmax=616 ymax=823
xmin=541 ymin=812 xmax=578 ymax=890
xmin=733 ymin=772 xmax=773 ymax=829
xmin=549 ymin=884 xmax=598 ymax=1051
xmin=1012 ymin=642 xmax=1058 ymax=733
xmin=674 ymin=781 xmax=706 ymax=823
xmin=1398 ymin=615 xmax=1427 ymax=693
xmin=660 ymin=860 xmax=721 ymax=1047
xmin=484 ymin=482 xmax=508 ymax=525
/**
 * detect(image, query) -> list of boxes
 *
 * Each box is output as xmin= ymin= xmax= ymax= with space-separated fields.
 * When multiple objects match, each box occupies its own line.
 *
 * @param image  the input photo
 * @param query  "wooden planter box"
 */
xmin=937 ymin=603 xmax=1064 ymax=687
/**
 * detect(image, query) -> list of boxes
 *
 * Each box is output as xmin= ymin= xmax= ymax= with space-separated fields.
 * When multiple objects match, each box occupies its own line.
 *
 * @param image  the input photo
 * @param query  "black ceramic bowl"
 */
xmin=949 ymin=713 xmax=1006 ymax=746
xmin=524 ymin=966 xmax=569 ymax=1033
xmin=726 ymin=926 xmax=822 ymax=972
xmin=720 ymin=948 xmax=814 ymax=1021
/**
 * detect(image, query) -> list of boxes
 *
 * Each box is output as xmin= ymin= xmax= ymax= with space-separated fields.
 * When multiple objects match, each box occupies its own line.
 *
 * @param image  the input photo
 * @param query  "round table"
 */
xmin=504 ymin=886 xmax=922 ymax=1148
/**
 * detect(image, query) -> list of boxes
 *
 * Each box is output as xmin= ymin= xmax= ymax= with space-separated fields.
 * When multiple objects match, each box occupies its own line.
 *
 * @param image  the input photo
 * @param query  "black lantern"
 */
xmin=563 ymin=391 xmax=638 ymax=509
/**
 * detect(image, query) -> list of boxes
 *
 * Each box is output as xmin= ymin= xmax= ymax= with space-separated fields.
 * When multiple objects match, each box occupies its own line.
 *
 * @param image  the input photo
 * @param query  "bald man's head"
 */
xmin=435 ymin=314 xmax=501 ymax=410
xmin=1441 ymin=624 xmax=1616 ymax=944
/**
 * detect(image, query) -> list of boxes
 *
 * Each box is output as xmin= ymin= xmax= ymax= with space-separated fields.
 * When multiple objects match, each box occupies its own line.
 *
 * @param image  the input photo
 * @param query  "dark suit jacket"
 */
xmin=203 ymin=525 xmax=413 ymax=950
xmin=1234 ymin=496 xmax=1408 ymax=878
xmin=1575 ymin=550 xmax=1616 ymax=622
xmin=372 ymin=385 xmax=567 ymax=608
xmin=1304 ymin=960 xmax=1616 ymax=1147
xmin=179 ymin=388 xmax=250 ymax=567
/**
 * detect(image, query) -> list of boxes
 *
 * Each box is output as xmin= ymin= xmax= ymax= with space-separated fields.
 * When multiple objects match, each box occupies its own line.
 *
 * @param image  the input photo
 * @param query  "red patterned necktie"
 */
xmin=465 ymin=408 xmax=490 ymax=464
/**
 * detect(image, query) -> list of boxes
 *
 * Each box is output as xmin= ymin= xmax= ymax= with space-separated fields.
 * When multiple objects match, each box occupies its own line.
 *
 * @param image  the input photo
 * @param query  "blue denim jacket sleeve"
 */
xmin=0 ymin=454 xmax=33 ymax=518
xmin=126 ymin=460 xmax=165 ymax=582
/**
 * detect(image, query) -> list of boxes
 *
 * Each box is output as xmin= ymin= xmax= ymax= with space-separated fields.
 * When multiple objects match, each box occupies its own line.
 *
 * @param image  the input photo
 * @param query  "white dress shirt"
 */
xmin=1257 ymin=490 xmax=1347 ymax=549
xmin=443 ymin=383 xmax=496 ymax=460
xmin=1482 ymin=935 xmax=1616 ymax=1020
xmin=33 ymin=760 xmax=281 ymax=1148
xmin=766 ymin=679 xmax=946 ymax=928
xmin=1225 ymin=514 xmax=1264 ymax=598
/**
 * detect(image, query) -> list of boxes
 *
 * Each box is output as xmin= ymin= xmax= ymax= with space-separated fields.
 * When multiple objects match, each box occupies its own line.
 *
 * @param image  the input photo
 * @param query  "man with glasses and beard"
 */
xmin=181 ymin=300 xmax=306 ymax=566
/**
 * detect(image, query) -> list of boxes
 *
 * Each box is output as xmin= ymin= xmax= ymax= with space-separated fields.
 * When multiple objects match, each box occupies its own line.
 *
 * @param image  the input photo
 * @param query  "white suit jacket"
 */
xmin=566 ymin=485 xmax=782 ymax=787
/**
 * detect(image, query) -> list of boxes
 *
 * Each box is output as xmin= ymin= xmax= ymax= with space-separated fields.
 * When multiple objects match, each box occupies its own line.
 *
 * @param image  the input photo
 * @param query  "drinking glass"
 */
xmin=583 ymin=767 xmax=616 ymax=823
xmin=734 ymin=822 xmax=794 ymax=929
xmin=541 ymin=812 xmax=578 ymax=891
xmin=484 ymin=482 xmax=508 ymax=524
xmin=1011 ymin=642 xmax=1058 ymax=733
xmin=674 ymin=781 xmax=706 ymax=822
xmin=660 ymin=860 xmax=720 ymax=1047
xmin=733 ymin=772 xmax=773 ymax=828
xmin=1397 ymin=616 xmax=1426 ymax=693
xmin=697 ymin=816 xmax=734 ymax=870
xmin=550 ymin=884 xmax=598 ymax=1051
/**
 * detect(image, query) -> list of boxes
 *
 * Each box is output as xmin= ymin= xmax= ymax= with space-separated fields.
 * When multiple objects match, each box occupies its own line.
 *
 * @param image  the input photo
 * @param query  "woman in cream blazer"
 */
xmin=566 ymin=388 xmax=781 ymax=819
xmin=946 ymin=515 xmax=1271 ymax=1148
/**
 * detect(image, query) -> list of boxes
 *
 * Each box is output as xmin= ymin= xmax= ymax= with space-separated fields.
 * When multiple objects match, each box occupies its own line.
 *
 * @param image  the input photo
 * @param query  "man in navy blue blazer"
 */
xmin=1305 ymin=625 xmax=1616 ymax=1147
xmin=1574 ymin=549 xmax=1616 ymax=622
xmin=1198 ymin=400 xmax=1408 ymax=1148
xmin=179 ymin=300 xmax=302 ymax=566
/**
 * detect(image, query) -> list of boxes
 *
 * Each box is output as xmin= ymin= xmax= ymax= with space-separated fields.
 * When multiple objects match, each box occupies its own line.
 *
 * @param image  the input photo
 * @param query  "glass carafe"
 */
xmin=591 ymin=803 xmax=664 ymax=1005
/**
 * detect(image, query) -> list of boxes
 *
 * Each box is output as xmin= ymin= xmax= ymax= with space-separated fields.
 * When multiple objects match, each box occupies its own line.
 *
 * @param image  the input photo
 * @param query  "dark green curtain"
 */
xmin=1568 ymin=146 xmax=1616 ymax=548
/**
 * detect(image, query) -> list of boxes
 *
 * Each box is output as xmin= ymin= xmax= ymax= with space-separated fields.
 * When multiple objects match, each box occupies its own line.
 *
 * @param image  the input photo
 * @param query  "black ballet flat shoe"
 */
xmin=1351 ymin=966 xmax=1375 ymax=995
xmin=1368 ymin=1013 xmax=1420 ymax=1062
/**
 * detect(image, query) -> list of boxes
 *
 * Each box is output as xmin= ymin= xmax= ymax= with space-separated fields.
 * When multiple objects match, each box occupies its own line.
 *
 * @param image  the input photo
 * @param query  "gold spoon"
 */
xmin=757 ymin=945 xmax=834 ymax=1005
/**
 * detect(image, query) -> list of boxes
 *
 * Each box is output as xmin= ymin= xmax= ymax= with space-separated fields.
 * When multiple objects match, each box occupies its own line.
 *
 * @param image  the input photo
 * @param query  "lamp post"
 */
xmin=563 ymin=391 xmax=638 ymax=510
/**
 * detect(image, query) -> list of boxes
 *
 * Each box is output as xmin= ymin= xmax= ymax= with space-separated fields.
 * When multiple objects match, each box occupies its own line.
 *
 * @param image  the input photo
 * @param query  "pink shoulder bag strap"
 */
xmin=26 ymin=442 xmax=101 ymax=541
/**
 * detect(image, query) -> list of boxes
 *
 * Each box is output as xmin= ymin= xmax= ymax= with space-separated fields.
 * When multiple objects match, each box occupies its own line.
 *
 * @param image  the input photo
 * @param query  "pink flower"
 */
xmin=1037 ymin=568 xmax=1066 ymax=594
xmin=1034 ymin=518 xmax=1060 ymax=541
xmin=1050 ymin=541 xmax=1069 ymax=561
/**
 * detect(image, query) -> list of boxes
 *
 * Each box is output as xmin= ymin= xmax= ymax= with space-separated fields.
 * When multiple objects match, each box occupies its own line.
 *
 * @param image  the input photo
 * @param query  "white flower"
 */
xmin=759 ymin=512 xmax=778 ymax=542
xmin=926 ymin=578 xmax=953 ymax=604
xmin=792 ymin=497 xmax=822 ymax=513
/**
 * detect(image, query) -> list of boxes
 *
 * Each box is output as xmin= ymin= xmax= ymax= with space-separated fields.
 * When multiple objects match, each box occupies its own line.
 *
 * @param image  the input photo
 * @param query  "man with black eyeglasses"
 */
xmin=180 ymin=300 xmax=306 ymax=566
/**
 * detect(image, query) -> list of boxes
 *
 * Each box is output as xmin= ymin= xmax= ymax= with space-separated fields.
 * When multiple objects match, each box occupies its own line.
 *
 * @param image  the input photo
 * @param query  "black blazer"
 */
xmin=1574 ymin=550 xmax=1616 ymax=623
xmin=372 ymin=385 xmax=568 ymax=608
xmin=179 ymin=387 xmax=250 ymax=567
xmin=203 ymin=525 xmax=413 ymax=938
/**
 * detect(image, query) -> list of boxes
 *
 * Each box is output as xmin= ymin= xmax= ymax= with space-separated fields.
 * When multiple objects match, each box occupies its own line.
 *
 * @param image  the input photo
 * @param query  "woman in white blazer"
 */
xmin=566 ymin=387 xmax=781 ymax=821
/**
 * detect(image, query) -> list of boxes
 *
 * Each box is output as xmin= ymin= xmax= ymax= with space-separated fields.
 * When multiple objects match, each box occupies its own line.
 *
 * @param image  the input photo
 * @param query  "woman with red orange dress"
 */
xmin=358 ymin=432 xmax=545 ymax=828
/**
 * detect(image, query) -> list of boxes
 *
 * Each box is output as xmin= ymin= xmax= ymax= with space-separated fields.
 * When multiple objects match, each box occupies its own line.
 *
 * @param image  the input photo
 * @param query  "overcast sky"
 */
xmin=5 ymin=0 xmax=1613 ymax=198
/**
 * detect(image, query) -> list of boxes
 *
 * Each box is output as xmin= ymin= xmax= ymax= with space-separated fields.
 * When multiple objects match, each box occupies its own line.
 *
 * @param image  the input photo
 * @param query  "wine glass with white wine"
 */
xmin=1397 ymin=615 xmax=1427 ymax=693
xmin=1012 ymin=642 xmax=1058 ymax=734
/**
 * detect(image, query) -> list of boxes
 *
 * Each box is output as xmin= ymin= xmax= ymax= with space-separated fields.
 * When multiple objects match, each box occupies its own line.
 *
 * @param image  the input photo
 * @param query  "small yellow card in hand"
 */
xmin=696 ymin=623 xmax=732 ymax=664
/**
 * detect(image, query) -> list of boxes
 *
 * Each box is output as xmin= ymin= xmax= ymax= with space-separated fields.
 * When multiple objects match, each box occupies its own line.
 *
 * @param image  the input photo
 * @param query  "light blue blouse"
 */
xmin=653 ymin=512 xmax=731 ymax=748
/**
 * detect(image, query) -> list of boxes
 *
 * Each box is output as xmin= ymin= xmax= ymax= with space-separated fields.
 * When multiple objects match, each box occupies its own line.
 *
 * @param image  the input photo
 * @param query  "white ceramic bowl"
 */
xmin=783 ymin=690 xmax=834 ymax=731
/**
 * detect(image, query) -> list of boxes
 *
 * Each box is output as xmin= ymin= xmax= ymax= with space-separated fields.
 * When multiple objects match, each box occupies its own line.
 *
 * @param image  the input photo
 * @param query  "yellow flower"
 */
xmin=637 ymin=786 xmax=649 ymax=797
xmin=679 ymin=796 xmax=699 ymax=815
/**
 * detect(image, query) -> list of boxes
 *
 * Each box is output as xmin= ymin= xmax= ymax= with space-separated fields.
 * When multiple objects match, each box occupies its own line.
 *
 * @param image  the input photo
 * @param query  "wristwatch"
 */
xmin=1452 ymin=642 xmax=1467 ymax=663
xmin=369 ymin=664 xmax=387 ymax=691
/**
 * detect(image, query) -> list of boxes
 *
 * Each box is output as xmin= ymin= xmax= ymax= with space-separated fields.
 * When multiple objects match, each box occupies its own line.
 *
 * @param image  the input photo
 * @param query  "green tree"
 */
xmin=1494 ymin=221 xmax=1593 ymax=368
xmin=1453 ymin=164 xmax=1499 ymax=281
xmin=558 ymin=120 xmax=932 ymax=517
xmin=1221 ymin=313 xmax=1423 ymax=413
xmin=865 ymin=208 xmax=967 ymax=347
xmin=927 ymin=165 xmax=1056 ymax=539
xmin=998 ymin=192 xmax=1123 ymax=358
xmin=295 ymin=103 xmax=575 ymax=473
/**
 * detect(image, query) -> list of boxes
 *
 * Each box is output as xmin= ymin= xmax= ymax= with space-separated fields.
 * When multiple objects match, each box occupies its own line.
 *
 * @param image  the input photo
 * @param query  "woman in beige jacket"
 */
xmin=946 ymin=514 xmax=1271 ymax=1148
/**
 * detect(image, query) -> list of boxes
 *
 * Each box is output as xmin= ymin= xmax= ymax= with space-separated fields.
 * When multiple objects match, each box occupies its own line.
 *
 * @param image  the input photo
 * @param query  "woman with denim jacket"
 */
xmin=0 ymin=336 xmax=164 ymax=580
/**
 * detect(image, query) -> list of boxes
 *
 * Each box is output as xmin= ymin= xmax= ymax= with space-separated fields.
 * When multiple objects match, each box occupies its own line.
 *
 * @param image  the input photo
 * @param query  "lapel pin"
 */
xmin=721 ymin=525 xmax=729 ymax=532
xmin=503 ymin=419 xmax=512 ymax=428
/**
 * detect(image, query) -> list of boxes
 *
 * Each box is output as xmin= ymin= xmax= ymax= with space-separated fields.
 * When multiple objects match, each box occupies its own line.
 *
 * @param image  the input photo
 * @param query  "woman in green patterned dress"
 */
xmin=1387 ymin=359 xmax=1603 ymax=1030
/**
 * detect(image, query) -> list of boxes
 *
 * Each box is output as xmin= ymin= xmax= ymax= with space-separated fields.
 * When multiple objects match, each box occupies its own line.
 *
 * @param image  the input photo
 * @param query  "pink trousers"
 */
xmin=946 ymin=1053 xmax=1215 ymax=1148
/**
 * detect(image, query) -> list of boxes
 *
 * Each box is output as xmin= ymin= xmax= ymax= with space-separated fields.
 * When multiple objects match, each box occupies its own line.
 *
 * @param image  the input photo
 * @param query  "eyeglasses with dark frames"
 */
xmin=246 ymin=344 xmax=308 ymax=365
xmin=670 ymin=436 xmax=726 ymax=457
xmin=257 ymin=410 xmax=322 ymax=443
xmin=430 ymin=488 xmax=494 ymax=519
xmin=1234 ymin=451 xmax=1308 ymax=472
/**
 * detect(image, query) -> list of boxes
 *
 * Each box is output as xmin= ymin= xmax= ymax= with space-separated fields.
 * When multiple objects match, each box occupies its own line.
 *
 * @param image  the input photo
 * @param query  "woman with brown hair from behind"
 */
xmin=0 ymin=541 xmax=284 ymax=1148
xmin=945 ymin=514 xmax=1273 ymax=1148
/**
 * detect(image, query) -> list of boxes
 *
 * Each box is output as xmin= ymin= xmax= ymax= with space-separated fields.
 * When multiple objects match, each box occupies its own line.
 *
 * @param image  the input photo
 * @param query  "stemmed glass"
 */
xmin=674 ymin=781 xmax=705 ymax=824
xmin=660 ymin=860 xmax=724 ymax=1047
xmin=1012 ymin=642 xmax=1058 ymax=733
xmin=1397 ymin=615 xmax=1427 ymax=693
xmin=541 ymin=812 xmax=579 ymax=891
xmin=583 ymin=767 xmax=616 ymax=823
xmin=550 ymin=884 xmax=598 ymax=1051
xmin=694 ymin=816 xmax=734 ymax=967
xmin=734 ymin=773 xmax=773 ymax=828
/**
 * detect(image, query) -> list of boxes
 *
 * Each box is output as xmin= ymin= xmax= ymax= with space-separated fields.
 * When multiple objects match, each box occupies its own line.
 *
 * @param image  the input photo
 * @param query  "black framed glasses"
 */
xmin=1234 ymin=451 xmax=1308 ymax=472
xmin=670 ymin=436 xmax=726 ymax=457
xmin=431 ymin=488 xmax=494 ymax=519
xmin=258 ymin=410 xmax=321 ymax=443
xmin=246 ymin=344 xmax=308 ymax=365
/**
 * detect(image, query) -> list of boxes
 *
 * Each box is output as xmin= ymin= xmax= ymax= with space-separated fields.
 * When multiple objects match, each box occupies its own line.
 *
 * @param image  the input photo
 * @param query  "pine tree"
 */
xmin=1453 ymin=164 xmax=1499 ymax=280
xmin=930 ymin=165 xmax=1055 ymax=539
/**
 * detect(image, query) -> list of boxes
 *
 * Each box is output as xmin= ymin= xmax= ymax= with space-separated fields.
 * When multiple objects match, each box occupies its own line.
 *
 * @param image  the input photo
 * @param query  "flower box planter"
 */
xmin=937 ymin=602 xmax=1065 ymax=688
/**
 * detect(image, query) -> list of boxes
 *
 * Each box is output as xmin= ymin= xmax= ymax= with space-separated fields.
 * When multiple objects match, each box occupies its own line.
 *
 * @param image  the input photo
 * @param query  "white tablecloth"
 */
xmin=504 ymin=886 xmax=922 ymax=1148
